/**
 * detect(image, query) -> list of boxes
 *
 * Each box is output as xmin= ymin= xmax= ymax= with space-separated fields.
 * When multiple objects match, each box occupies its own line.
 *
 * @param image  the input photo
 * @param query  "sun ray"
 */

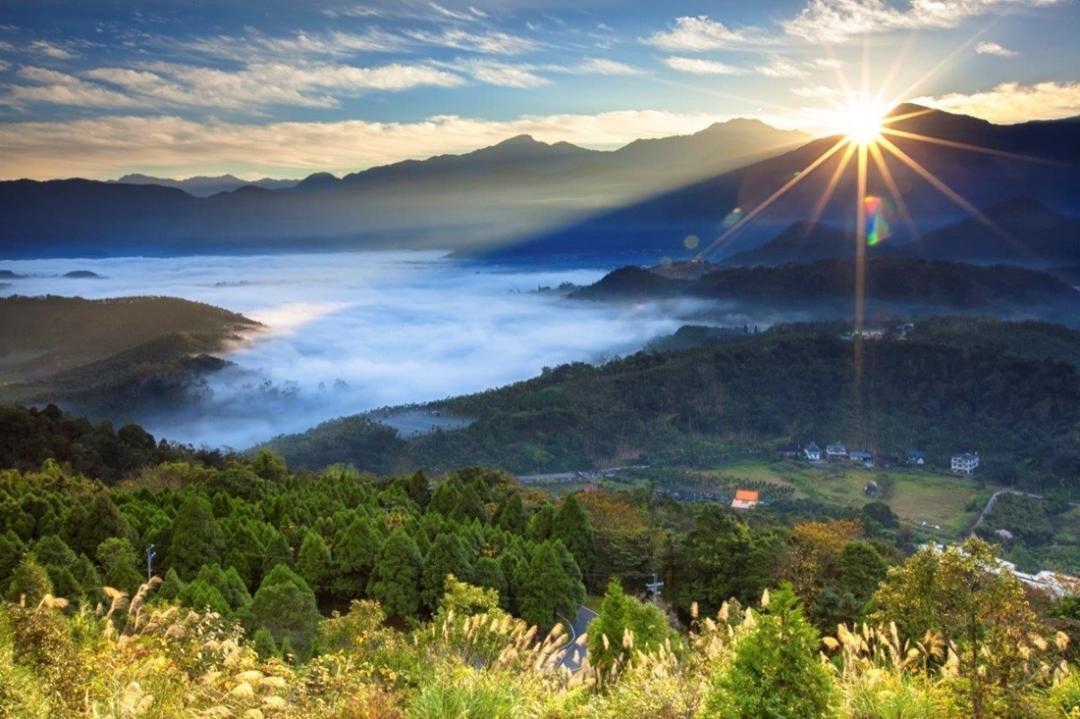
xmin=805 ymin=141 xmax=857 ymax=235
xmin=699 ymin=138 xmax=850 ymax=258
xmin=890 ymin=20 xmax=999 ymax=104
xmin=867 ymin=142 xmax=920 ymax=242
xmin=880 ymin=107 xmax=935 ymax=126
xmin=873 ymin=33 xmax=916 ymax=109
xmin=880 ymin=127 xmax=1066 ymax=166
xmin=852 ymin=142 xmax=869 ymax=442
xmin=876 ymin=135 xmax=1026 ymax=254
xmin=855 ymin=143 xmax=869 ymax=332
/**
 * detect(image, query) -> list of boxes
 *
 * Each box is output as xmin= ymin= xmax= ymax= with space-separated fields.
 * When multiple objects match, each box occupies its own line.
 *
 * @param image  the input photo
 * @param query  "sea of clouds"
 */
xmin=3 ymin=251 xmax=694 ymax=448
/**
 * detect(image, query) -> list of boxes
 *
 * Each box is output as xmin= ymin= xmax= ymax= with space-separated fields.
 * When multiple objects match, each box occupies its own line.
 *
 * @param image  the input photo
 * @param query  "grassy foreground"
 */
xmin=3 ymin=567 xmax=1080 ymax=719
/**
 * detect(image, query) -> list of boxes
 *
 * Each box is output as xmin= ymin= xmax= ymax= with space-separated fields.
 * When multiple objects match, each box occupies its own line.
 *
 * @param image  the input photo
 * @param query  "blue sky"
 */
xmin=1 ymin=0 xmax=1077 ymax=179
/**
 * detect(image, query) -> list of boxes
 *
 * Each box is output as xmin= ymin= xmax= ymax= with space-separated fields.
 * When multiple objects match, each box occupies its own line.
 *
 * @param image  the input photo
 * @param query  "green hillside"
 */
xmin=268 ymin=318 xmax=1080 ymax=494
xmin=0 ymin=295 xmax=259 ymax=413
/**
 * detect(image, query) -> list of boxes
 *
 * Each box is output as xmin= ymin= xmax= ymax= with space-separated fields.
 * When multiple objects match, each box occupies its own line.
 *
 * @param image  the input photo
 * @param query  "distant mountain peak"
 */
xmin=296 ymin=171 xmax=339 ymax=189
xmin=700 ymin=117 xmax=773 ymax=133
xmin=496 ymin=133 xmax=541 ymax=146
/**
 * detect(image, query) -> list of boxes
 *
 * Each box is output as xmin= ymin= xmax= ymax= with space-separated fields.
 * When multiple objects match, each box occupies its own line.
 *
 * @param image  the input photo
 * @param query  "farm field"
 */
xmin=705 ymin=458 xmax=994 ymax=536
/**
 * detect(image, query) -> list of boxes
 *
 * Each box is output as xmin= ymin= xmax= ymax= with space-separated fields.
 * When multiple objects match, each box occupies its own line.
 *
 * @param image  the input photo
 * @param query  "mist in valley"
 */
xmin=2 ymin=251 xmax=706 ymax=448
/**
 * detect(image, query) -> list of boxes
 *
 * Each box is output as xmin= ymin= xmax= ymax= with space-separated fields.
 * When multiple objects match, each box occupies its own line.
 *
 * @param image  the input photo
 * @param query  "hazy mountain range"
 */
xmin=2 ymin=105 xmax=1078 ymax=263
xmin=480 ymin=104 xmax=1080 ymax=264
xmin=112 ymin=174 xmax=299 ymax=197
xmin=723 ymin=199 xmax=1080 ymax=267
xmin=0 ymin=118 xmax=807 ymax=258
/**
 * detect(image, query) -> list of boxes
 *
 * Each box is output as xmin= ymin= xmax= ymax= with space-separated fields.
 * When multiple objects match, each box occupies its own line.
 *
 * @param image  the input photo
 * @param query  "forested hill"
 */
xmin=0 ymin=295 xmax=260 ymax=415
xmin=569 ymin=258 xmax=1080 ymax=322
xmin=268 ymin=318 xmax=1080 ymax=492
xmin=0 ymin=295 xmax=257 ymax=381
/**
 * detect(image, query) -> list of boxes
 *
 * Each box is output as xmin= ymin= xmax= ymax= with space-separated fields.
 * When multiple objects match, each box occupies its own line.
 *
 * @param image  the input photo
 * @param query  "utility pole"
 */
xmin=645 ymin=572 xmax=664 ymax=603
xmin=145 ymin=544 xmax=156 ymax=581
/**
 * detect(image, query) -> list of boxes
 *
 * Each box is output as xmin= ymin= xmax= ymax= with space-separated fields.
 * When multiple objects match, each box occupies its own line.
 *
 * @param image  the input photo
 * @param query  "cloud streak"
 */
xmin=5 ymin=60 xmax=465 ymax=111
xmin=643 ymin=15 xmax=768 ymax=51
xmin=784 ymin=0 xmax=1065 ymax=43
xmin=975 ymin=40 xmax=1018 ymax=56
xmin=663 ymin=56 xmax=741 ymax=75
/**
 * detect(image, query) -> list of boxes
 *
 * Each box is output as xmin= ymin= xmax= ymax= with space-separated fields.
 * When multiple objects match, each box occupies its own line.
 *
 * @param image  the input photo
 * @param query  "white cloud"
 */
xmin=30 ymin=40 xmax=75 ymax=59
xmin=793 ymin=84 xmax=844 ymax=99
xmin=7 ymin=61 xmax=464 ymax=111
xmin=406 ymin=28 xmax=540 ymax=54
xmin=429 ymin=2 xmax=476 ymax=22
xmin=454 ymin=59 xmax=549 ymax=87
xmin=756 ymin=55 xmax=809 ymax=78
xmin=0 ymin=109 xmax=754 ymax=180
xmin=913 ymin=80 xmax=1080 ymax=123
xmin=578 ymin=58 xmax=643 ymax=76
xmin=180 ymin=29 xmax=403 ymax=61
xmin=975 ymin=41 xmax=1018 ymax=57
xmin=644 ymin=16 xmax=765 ymax=51
xmin=469 ymin=6 xmax=488 ymax=19
xmin=6 ymin=66 xmax=143 ymax=108
xmin=663 ymin=56 xmax=741 ymax=75
xmin=785 ymin=0 xmax=1065 ymax=43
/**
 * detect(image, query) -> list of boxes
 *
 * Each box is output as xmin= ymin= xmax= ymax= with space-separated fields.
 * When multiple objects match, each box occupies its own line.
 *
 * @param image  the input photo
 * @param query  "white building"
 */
xmin=826 ymin=443 xmax=848 ymax=460
xmin=951 ymin=452 xmax=980 ymax=475
xmin=804 ymin=443 xmax=822 ymax=462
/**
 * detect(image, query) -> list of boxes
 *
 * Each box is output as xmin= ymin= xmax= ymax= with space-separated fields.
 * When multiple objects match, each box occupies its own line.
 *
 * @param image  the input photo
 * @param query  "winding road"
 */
xmin=558 ymin=605 xmax=599 ymax=672
xmin=970 ymin=488 xmax=1044 ymax=536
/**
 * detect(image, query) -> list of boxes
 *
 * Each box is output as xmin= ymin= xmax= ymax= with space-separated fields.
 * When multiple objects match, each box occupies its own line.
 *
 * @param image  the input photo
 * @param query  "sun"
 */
xmin=839 ymin=98 xmax=888 ymax=145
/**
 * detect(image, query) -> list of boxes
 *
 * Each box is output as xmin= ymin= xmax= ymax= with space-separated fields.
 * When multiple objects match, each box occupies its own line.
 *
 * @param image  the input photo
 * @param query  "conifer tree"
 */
xmin=261 ymin=529 xmax=293 ymax=578
xmin=5 ymin=554 xmax=52 ymax=605
xmin=296 ymin=530 xmax=333 ymax=595
xmin=159 ymin=568 xmax=184 ymax=601
xmin=421 ymin=533 xmax=474 ymax=610
xmin=553 ymin=494 xmax=593 ymax=571
xmin=518 ymin=542 xmax=575 ymax=631
xmin=169 ymin=494 xmax=223 ymax=579
xmin=495 ymin=493 xmax=527 ymax=534
xmin=526 ymin=503 xmax=555 ymax=541
xmin=429 ymin=480 xmax=460 ymax=516
xmin=95 ymin=537 xmax=144 ymax=594
xmin=249 ymin=564 xmax=321 ymax=656
xmin=704 ymin=584 xmax=835 ymax=719
xmin=332 ymin=516 xmax=382 ymax=599
xmin=473 ymin=556 xmax=508 ymax=609
xmin=0 ymin=531 xmax=22 ymax=583
xmin=451 ymin=484 xmax=485 ymax=523
xmin=401 ymin=470 xmax=431 ymax=508
xmin=367 ymin=527 xmax=423 ymax=619
xmin=252 ymin=626 xmax=278 ymax=659
xmin=588 ymin=579 xmax=673 ymax=676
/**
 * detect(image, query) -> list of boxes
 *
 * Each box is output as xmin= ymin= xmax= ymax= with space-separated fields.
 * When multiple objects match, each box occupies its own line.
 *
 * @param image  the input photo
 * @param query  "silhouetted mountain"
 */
xmin=114 ymin=173 xmax=298 ymax=197
xmin=480 ymin=104 xmax=1080 ymax=263
xmin=571 ymin=257 xmax=1080 ymax=322
xmin=5 ymin=106 xmax=1078 ymax=261
xmin=914 ymin=198 xmax=1080 ymax=264
xmin=0 ymin=120 xmax=808 ymax=259
xmin=723 ymin=222 xmax=900 ymax=266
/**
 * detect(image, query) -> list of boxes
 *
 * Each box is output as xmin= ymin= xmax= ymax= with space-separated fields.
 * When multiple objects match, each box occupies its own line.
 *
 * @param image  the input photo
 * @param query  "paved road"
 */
xmin=558 ymin=605 xmax=599 ymax=672
xmin=971 ymin=488 xmax=1043 ymax=535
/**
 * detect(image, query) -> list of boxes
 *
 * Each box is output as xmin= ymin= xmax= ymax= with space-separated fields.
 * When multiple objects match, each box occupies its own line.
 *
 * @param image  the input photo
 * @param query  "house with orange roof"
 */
xmin=731 ymin=489 xmax=760 ymax=510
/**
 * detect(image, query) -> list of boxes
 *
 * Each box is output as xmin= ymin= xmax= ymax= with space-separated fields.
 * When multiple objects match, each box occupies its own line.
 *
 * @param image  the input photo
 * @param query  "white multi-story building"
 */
xmin=951 ymin=452 xmax=980 ymax=475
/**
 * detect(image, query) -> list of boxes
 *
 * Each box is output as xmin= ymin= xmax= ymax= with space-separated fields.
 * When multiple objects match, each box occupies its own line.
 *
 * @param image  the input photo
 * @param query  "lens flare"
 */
xmin=863 ymin=195 xmax=893 ymax=246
